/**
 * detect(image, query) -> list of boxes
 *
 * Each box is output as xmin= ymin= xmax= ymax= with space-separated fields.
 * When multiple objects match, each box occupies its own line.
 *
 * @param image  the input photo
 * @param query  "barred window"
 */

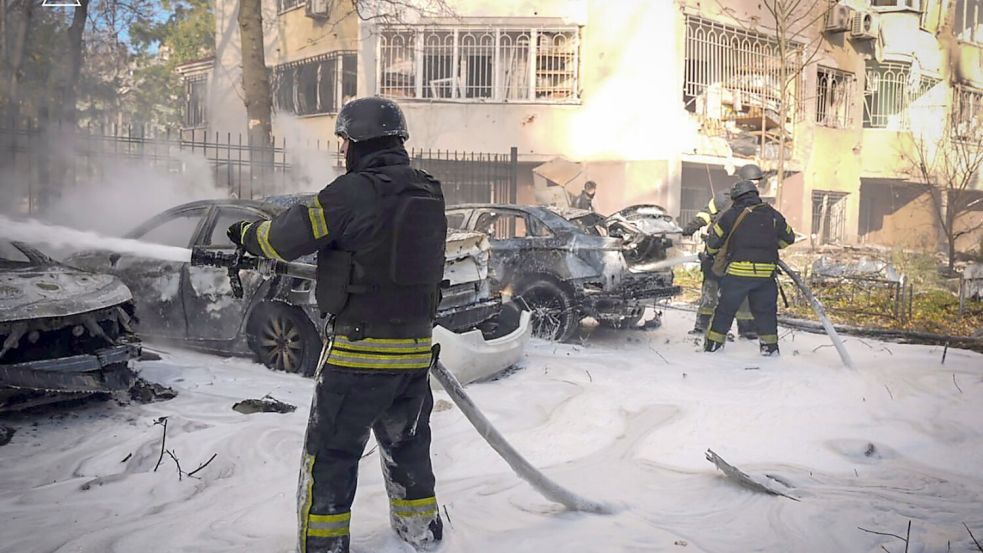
xmin=954 ymin=85 xmax=983 ymax=141
xmin=273 ymin=52 xmax=357 ymax=116
xmin=816 ymin=66 xmax=855 ymax=128
xmin=378 ymin=25 xmax=579 ymax=103
xmin=812 ymin=190 xmax=848 ymax=244
xmin=183 ymin=74 xmax=207 ymax=129
xmin=278 ymin=0 xmax=304 ymax=14
xmin=863 ymin=61 xmax=939 ymax=129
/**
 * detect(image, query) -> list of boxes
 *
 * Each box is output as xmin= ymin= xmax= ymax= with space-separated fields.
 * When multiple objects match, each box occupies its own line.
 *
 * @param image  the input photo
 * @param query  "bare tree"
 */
xmin=237 ymin=0 xmax=272 ymax=150
xmin=905 ymin=109 xmax=983 ymax=271
xmin=720 ymin=0 xmax=827 ymax=207
xmin=0 ymin=0 xmax=36 ymax=121
xmin=52 ymin=0 xmax=90 ymax=124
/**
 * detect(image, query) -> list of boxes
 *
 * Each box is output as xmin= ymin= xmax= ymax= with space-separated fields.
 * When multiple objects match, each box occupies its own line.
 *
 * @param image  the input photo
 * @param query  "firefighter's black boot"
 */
xmin=703 ymin=338 xmax=724 ymax=352
xmin=737 ymin=319 xmax=758 ymax=340
xmin=760 ymin=343 xmax=780 ymax=356
xmin=689 ymin=313 xmax=711 ymax=335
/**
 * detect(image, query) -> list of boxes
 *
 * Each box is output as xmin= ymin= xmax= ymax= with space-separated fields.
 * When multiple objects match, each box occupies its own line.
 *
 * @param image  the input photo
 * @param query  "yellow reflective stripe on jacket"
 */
xmin=307 ymin=196 xmax=329 ymax=240
xmin=697 ymin=211 xmax=712 ymax=225
xmin=240 ymin=222 xmax=251 ymax=245
xmin=327 ymin=354 xmax=433 ymax=370
xmin=726 ymin=261 xmax=776 ymax=278
xmin=707 ymin=330 xmax=727 ymax=343
xmin=255 ymin=220 xmax=285 ymax=260
xmin=708 ymin=198 xmax=718 ymax=214
xmin=712 ymin=223 xmax=725 ymax=237
xmin=706 ymin=245 xmax=720 ymax=254
xmin=328 ymin=336 xmax=433 ymax=370
xmin=778 ymin=240 xmax=791 ymax=249
xmin=333 ymin=336 xmax=432 ymax=353
xmin=307 ymin=511 xmax=351 ymax=538
xmin=391 ymin=496 xmax=439 ymax=518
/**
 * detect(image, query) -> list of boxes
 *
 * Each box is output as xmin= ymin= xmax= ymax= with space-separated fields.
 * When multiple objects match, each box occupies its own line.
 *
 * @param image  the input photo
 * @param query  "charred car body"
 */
xmin=0 ymin=241 xmax=140 ymax=411
xmin=67 ymin=199 xmax=525 ymax=378
xmin=446 ymin=204 xmax=682 ymax=341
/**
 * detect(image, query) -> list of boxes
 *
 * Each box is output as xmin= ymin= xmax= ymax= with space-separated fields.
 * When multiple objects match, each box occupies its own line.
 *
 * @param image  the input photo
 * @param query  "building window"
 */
xmin=863 ymin=61 xmax=939 ymax=129
xmin=812 ymin=190 xmax=848 ymax=244
xmin=183 ymin=74 xmax=207 ymax=128
xmin=278 ymin=0 xmax=304 ymax=14
xmin=954 ymin=85 xmax=983 ymax=141
xmin=816 ymin=66 xmax=855 ymax=128
xmin=273 ymin=52 xmax=357 ymax=116
xmin=956 ymin=0 xmax=983 ymax=44
xmin=871 ymin=0 xmax=921 ymax=9
xmin=378 ymin=25 xmax=580 ymax=103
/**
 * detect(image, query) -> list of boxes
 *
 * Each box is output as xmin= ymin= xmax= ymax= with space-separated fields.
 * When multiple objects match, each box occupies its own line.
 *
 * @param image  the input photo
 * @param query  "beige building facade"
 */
xmin=189 ymin=0 xmax=983 ymax=255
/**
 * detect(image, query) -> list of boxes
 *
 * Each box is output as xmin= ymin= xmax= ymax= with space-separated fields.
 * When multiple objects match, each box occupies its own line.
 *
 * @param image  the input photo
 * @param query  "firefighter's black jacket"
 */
xmin=705 ymin=194 xmax=795 ymax=278
xmin=238 ymin=143 xmax=447 ymax=339
xmin=682 ymin=190 xmax=732 ymax=236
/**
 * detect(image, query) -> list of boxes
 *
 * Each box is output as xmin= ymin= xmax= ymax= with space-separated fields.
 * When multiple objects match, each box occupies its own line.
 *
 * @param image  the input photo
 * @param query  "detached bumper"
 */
xmin=432 ymin=310 xmax=531 ymax=387
xmin=0 ymin=342 xmax=140 ymax=393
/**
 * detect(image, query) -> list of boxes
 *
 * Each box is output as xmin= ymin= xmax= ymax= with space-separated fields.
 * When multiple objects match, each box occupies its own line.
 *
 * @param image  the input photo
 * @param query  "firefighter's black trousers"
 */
xmin=298 ymin=368 xmax=437 ymax=553
xmin=707 ymin=275 xmax=779 ymax=347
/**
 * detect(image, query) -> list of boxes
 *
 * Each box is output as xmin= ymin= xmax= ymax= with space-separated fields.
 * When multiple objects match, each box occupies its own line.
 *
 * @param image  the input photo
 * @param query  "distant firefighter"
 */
xmin=573 ymin=180 xmax=598 ymax=211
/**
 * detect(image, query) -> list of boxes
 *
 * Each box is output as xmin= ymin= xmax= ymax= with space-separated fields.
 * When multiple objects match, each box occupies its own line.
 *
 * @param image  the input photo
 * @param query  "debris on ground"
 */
xmin=433 ymin=399 xmax=454 ymax=412
xmin=128 ymin=378 xmax=177 ymax=403
xmin=705 ymin=449 xmax=798 ymax=501
xmin=232 ymin=396 xmax=296 ymax=414
xmin=812 ymin=256 xmax=900 ymax=282
xmin=0 ymin=425 xmax=14 ymax=446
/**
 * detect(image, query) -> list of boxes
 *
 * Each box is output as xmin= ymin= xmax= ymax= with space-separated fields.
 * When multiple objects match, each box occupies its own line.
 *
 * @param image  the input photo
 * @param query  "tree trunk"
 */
xmin=2 ymin=0 xmax=34 ymax=122
xmin=238 ymin=0 xmax=272 ymax=148
xmin=50 ymin=0 xmax=89 ymax=125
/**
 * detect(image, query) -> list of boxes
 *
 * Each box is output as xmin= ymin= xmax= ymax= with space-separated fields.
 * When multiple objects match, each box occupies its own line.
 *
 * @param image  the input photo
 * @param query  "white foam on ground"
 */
xmin=1 ymin=310 xmax=981 ymax=553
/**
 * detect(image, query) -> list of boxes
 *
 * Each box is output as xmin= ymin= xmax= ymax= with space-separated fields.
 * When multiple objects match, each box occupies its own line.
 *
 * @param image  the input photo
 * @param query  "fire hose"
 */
xmin=190 ymin=246 xmax=614 ymax=514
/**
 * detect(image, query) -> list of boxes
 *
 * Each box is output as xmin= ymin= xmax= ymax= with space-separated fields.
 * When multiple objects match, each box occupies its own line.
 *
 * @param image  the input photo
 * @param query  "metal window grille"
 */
xmin=954 ymin=85 xmax=983 ymax=141
xmin=863 ymin=61 xmax=939 ymax=129
xmin=378 ymin=25 xmax=579 ymax=103
xmin=183 ymin=75 xmax=207 ymax=129
xmin=956 ymin=0 xmax=983 ymax=44
xmin=278 ymin=0 xmax=304 ymax=13
xmin=816 ymin=66 xmax=855 ymax=128
xmin=273 ymin=51 xmax=356 ymax=116
xmin=811 ymin=190 xmax=848 ymax=243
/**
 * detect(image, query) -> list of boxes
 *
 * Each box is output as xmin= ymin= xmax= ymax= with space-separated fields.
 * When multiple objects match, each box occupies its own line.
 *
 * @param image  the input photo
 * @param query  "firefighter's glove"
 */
xmin=698 ymin=251 xmax=711 ymax=263
xmin=227 ymin=221 xmax=251 ymax=248
xmin=681 ymin=221 xmax=701 ymax=237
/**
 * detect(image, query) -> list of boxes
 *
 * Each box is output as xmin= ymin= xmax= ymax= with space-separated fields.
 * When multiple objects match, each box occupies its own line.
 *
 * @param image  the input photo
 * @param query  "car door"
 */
xmin=120 ymin=207 xmax=208 ymax=339
xmin=182 ymin=205 xmax=273 ymax=343
xmin=470 ymin=208 xmax=554 ymax=286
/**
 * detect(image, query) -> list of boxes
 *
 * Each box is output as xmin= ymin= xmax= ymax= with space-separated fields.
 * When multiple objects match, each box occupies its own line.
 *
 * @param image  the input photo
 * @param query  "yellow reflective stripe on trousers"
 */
xmin=707 ymin=330 xmax=727 ymax=343
xmin=308 ymin=512 xmax=351 ymax=538
xmin=327 ymin=336 xmax=433 ymax=369
xmin=391 ymin=496 xmax=438 ymax=518
xmin=307 ymin=196 xmax=329 ymax=240
xmin=759 ymin=334 xmax=779 ymax=345
xmin=256 ymin=220 xmax=285 ymax=260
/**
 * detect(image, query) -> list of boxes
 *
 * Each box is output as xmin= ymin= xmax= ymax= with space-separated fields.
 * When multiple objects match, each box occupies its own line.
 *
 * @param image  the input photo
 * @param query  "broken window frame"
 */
xmin=955 ymin=0 xmax=983 ymax=45
xmin=815 ymin=66 xmax=855 ymax=129
xmin=183 ymin=74 xmax=208 ymax=129
xmin=273 ymin=51 xmax=358 ymax=116
xmin=377 ymin=24 xmax=580 ymax=103
xmin=862 ymin=61 xmax=940 ymax=129
xmin=810 ymin=190 xmax=849 ymax=244
xmin=953 ymin=85 xmax=983 ymax=142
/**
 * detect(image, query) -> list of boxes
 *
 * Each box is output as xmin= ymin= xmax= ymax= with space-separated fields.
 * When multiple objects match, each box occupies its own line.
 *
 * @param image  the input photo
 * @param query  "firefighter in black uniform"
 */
xmin=227 ymin=97 xmax=446 ymax=553
xmin=703 ymin=179 xmax=795 ymax=355
xmin=681 ymin=164 xmax=764 ymax=337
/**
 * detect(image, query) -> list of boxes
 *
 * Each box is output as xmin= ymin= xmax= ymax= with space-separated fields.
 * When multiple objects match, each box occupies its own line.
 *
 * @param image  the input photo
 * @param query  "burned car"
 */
xmin=446 ymin=204 xmax=682 ymax=341
xmin=0 ymin=241 xmax=140 ymax=411
xmin=67 ymin=199 xmax=528 ymax=379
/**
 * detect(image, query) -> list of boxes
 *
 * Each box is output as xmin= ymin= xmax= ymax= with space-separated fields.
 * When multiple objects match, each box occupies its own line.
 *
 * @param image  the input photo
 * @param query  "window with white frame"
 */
xmin=816 ymin=66 xmax=855 ymax=128
xmin=183 ymin=74 xmax=207 ymax=128
xmin=377 ymin=25 xmax=580 ymax=102
xmin=863 ymin=61 xmax=939 ymax=129
xmin=871 ymin=0 xmax=921 ymax=9
xmin=278 ymin=0 xmax=304 ymax=13
xmin=273 ymin=52 xmax=357 ymax=116
xmin=811 ymin=190 xmax=848 ymax=244
xmin=956 ymin=0 xmax=983 ymax=44
xmin=954 ymin=85 xmax=983 ymax=141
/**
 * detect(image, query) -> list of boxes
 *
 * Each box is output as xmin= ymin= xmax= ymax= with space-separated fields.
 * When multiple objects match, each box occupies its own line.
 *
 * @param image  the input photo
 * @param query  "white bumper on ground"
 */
xmin=432 ymin=310 xmax=531 ymax=386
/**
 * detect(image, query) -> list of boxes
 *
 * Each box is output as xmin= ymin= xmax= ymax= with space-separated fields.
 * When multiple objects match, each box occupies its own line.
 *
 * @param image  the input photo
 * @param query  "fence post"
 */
xmin=509 ymin=146 xmax=518 ymax=204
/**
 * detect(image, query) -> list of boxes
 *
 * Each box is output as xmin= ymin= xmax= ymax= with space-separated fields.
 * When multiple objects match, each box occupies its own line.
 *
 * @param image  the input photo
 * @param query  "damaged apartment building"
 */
xmin=180 ymin=0 xmax=983 ymax=255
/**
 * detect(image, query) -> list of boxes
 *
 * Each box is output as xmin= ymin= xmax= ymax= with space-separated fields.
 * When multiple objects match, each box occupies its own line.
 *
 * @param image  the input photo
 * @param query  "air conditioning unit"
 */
xmin=850 ymin=11 xmax=880 ymax=40
xmin=825 ymin=4 xmax=854 ymax=33
xmin=306 ymin=0 xmax=330 ymax=19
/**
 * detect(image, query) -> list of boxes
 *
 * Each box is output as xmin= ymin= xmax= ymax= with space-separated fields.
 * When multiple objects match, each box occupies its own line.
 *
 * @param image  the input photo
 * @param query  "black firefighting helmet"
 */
xmin=335 ymin=97 xmax=409 ymax=142
xmin=730 ymin=180 xmax=759 ymax=200
xmin=737 ymin=163 xmax=764 ymax=181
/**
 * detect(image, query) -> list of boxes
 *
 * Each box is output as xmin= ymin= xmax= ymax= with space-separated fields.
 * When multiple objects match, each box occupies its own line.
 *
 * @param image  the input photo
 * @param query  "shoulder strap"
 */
xmin=718 ymin=204 xmax=760 ymax=255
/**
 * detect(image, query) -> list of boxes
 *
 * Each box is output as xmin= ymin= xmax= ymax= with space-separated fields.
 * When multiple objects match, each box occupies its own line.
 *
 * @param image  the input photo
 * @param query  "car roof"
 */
xmin=448 ymin=203 xmax=579 ymax=231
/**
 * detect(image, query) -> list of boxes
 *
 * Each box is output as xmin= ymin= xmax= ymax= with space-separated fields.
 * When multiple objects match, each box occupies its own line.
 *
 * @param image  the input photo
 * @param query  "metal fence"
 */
xmin=0 ymin=123 xmax=517 ymax=214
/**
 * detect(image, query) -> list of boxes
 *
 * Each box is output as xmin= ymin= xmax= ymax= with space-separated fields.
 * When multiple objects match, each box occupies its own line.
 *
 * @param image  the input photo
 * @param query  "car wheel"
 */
xmin=515 ymin=279 xmax=578 ymax=342
xmin=247 ymin=302 xmax=320 ymax=376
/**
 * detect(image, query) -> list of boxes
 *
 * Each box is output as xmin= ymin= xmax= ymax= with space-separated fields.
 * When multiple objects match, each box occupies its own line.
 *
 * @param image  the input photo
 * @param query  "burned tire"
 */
xmin=515 ymin=279 xmax=579 ymax=342
xmin=246 ymin=302 xmax=320 ymax=377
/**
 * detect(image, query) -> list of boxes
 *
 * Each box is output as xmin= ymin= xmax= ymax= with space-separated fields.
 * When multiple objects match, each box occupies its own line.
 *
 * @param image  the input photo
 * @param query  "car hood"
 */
xmin=0 ymin=264 xmax=133 ymax=323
